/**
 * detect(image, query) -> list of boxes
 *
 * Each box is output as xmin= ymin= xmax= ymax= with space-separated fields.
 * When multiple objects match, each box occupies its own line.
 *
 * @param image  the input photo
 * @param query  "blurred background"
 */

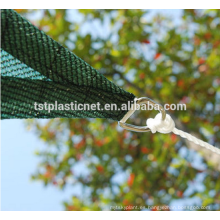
xmin=1 ymin=9 xmax=220 ymax=211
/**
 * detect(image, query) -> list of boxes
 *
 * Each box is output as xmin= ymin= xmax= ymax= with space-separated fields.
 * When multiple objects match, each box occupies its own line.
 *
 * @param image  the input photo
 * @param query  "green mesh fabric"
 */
xmin=1 ymin=9 xmax=135 ymax=121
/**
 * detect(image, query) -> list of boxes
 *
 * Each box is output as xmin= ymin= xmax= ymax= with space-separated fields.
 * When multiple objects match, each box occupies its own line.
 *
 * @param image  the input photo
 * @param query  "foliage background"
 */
xmin=14 ymin=9 xmax=220 ymax=210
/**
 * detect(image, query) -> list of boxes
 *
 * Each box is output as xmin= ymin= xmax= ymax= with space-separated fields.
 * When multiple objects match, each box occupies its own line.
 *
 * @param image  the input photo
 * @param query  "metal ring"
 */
xmin=118 ymin=97 xmax=166 ymax=132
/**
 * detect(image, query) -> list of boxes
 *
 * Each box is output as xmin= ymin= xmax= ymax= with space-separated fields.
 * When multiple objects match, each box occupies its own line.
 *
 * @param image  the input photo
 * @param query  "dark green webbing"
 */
xmin=1 ymin=9 xmax=135 ymax=121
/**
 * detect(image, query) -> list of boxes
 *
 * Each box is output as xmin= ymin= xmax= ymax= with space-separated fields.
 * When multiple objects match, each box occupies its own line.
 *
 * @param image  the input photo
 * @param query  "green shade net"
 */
xmin=1 ymin=9 xmax=135 ymax=121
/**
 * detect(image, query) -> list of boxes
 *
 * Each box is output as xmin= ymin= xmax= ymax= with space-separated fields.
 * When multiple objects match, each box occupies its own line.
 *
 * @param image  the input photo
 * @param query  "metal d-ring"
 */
xmin=118 ymin=97 xmax=166 ymax=132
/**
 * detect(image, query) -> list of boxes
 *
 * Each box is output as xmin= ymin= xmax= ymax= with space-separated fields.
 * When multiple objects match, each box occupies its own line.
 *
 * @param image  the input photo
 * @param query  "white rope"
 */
xmin=146 ymin=113 xmax=220 ymax=155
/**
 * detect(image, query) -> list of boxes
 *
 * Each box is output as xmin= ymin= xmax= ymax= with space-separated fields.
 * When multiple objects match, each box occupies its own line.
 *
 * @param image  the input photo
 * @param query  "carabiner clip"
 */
xmin=118 ymin=97 xmax=166 ymax=132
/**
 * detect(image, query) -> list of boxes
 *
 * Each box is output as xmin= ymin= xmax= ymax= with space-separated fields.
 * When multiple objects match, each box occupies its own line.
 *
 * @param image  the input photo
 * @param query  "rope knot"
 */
xmin=146 ymin=113 xmax=175 ymax=134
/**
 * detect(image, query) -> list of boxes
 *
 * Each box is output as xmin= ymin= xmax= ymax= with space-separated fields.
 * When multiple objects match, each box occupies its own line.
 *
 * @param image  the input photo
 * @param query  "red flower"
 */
xmin=177 ymin=191 xmax=183 ymax=198
xmin=123 ymin=199 xmax=129 ymax=205
xmin=151 ymin=206 xmax=158 ymax=211
xmin=177 ymin=80 xmax=184 ymax=87
xmin=128 ymin=173 xmax=135 ymax=186
xmin=141 ymin=39 xmax=150 ymax=44
xmin=96 ymin=165 xmax=104 ymax=173
xmin=171 ymin=134 xmax=177 ymax=142
xmin=204 ymin=32 xmax=212 ymax=40
xmin=141 ymin=147 xmax=149 ymax=154
xmin=95 ymin=140 xmax=104 ymax=147
xmin=198 ymin=57 xmax=205 ymax=65
xmin=154 ymin=53 xmax=161 ymax=60
xmin=194 ymin=37 xmax=201 ymax=46
xmin=67 ymin=205 xmax=75 ymax=211
xmin=140 ymin=73 xmax=145 ymax=79
xmin=75 ymin=139 xmax=85 ymax=149
xmin=213 ymin=40 xmax=220 ymax=48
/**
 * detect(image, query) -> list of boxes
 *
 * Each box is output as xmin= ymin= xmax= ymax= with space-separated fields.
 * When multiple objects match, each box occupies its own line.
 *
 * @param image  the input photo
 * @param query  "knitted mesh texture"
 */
xmin=1 ymin=9 xmax=135 ymax=121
